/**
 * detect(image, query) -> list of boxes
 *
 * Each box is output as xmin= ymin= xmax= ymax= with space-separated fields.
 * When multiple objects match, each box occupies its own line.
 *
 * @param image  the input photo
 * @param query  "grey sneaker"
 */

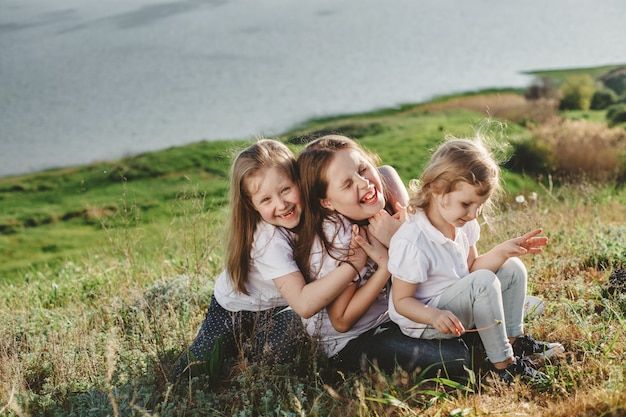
xmin=513 ymin=334 xmax=564 ymax=361
xmin=492 ymin=356 xmax=550 ymax=385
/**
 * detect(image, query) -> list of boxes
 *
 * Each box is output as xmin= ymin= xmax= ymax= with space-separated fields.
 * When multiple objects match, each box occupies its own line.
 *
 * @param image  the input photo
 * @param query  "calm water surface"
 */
xmin=1 ymin=0 xmax=625 ymax=176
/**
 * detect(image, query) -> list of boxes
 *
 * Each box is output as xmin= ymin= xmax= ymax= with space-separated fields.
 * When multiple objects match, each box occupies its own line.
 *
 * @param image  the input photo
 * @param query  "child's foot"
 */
xmin=513 ymin=333 xmax=564 ymax=361
xmin=492 ymin=356 xmax=550 ymax=385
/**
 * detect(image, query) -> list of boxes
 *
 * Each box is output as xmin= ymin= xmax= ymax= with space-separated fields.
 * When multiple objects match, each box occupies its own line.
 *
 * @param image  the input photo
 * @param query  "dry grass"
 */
xmin=526 ymin=119 xmax=626 ymax=183
xmin=413 ymin=93 xmax=560 ymax=124
xmin=1 ymin=182 xmax=626 ymax=416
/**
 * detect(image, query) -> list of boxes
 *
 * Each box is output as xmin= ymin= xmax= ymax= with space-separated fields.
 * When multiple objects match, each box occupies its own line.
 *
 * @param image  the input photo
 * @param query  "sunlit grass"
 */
xmin=2 ymin=86 xmax=626 ymax=415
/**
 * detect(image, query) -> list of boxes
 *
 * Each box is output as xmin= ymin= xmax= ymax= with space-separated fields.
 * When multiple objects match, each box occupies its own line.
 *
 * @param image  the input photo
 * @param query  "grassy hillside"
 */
xmin=0 ymin=104 xmax=539 ymax=281
xmin=2 ymin=66 xmax=626 ymax=416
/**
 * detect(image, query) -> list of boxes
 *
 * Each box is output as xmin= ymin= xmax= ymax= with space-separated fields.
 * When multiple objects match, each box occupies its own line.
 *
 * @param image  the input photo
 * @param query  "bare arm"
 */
xmin=272 ymin=228 xmax=368 ymax=319
xmin=378 ymin=165 xmax=409 ymax=208
xmin=273 ymin=264 xmax=360 ymax=319
xmin=326 ymin=227 xmax=391 ymax=332
xmin=392 ymin=278 xmax=466 ymax=336
xmin=469 ymin=228 xmax=548 ymax=273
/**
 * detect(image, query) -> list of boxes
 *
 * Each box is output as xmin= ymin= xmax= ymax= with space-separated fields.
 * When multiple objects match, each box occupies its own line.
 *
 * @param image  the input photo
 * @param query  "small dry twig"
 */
xmin=407 ymin=319 xmax=503 ymax=333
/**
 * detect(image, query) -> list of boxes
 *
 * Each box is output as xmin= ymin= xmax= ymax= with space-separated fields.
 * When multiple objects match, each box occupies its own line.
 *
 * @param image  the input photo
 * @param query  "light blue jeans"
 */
xmin=421 ymin=258 xmax=527 ymax=364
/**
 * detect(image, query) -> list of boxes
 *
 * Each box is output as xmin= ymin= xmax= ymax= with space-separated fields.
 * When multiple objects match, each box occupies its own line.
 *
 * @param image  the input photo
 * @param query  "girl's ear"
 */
xmin=429 ymin=181 xmax=443 ymax=196
xmin=320 ymin=198 xmax=333 ymax=210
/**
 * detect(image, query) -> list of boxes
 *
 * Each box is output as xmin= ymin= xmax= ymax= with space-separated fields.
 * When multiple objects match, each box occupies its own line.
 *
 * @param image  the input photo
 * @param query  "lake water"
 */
xmin=1 ymin=0 xmax=625 ymax=177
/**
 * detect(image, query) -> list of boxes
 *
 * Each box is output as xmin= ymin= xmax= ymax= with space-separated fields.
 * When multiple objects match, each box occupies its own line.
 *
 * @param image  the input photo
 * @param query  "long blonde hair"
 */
xmin=407 ymin=137 xmax=501 ymax=215
xmin=226 ymin=139 xmax=298 ymax=294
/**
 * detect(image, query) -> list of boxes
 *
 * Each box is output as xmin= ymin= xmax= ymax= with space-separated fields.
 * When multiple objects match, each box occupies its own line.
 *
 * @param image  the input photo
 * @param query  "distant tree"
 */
xmin=559 ymin=75 xmax=596 ymax=111
xmin=599 ymin=67 xmax=626 ymax=96
xmin=591 ymin=87 xmax=618 ymax=110
xmin=524 ymin=76 xmax=559 ymax=100
xmin=606 ymin=103 xmax=626 ymax=127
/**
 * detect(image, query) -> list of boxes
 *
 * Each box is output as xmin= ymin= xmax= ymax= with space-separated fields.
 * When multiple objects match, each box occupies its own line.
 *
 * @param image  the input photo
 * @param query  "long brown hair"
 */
xmin=226 ymin=139 xmax=298 ymax=294
xmin=295 ymin=135 xmax=385 ymax=282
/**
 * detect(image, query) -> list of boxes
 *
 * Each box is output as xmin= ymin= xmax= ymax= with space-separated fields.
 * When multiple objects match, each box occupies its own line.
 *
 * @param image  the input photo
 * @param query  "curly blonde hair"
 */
xmin=407 ymin=136 xmax=501 ymax=216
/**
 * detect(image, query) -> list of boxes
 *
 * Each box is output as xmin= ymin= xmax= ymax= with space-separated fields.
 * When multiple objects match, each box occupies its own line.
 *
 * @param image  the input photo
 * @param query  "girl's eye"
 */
xmin=281 ymin=186 xmax=290 ymax=194
xmin=358 ymin=166 xmax=368 ymax=175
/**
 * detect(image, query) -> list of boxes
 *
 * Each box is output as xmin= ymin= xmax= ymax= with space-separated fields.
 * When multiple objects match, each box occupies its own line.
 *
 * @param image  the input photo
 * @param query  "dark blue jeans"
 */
xmin=173 ymin=295 xmax=306 ymax=379
xmin=333 ymin=321 xmax=471 ymax=379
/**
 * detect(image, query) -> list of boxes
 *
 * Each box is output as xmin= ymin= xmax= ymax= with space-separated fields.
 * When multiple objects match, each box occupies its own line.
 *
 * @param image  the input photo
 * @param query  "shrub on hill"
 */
xmin=590 ymin=88 xmax=618 ymax=110
xmin=559 ymin=75 xmax=596 ymax=111
xmin=524 ymin=76 xmax=560 ymax=101
xmin=507 ymin=119 xmax=626 ymax=183
xmin=606 ymin=103 xmax=626 ymax=127
xmin=600 ymin=66 xmax=626 ymax=96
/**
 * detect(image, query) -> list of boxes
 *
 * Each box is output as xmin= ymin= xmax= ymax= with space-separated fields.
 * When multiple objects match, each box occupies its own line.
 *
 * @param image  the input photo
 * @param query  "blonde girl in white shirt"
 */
xmin=388 ymin=136 xmax=563 ymax=384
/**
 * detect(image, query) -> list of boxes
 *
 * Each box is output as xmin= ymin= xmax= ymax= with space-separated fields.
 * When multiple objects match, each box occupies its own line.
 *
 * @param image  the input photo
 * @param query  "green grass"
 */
xmin=0 ymin=107 xmax=531 ymax=280
xmin=0 ymin=140 xmax=240 ymax=280
xmin=3 ymin=179 xmax=626 ymax=416
xmin=562 ymin=109 xmax=608 ymax=123
xmin=2 ymin=65 xmax=626 ymax=416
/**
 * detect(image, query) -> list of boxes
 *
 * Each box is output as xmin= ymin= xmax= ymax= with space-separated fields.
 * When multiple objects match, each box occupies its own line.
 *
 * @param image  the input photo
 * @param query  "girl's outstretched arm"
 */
xmin=469 ymin=228 xmax=548 ymax=272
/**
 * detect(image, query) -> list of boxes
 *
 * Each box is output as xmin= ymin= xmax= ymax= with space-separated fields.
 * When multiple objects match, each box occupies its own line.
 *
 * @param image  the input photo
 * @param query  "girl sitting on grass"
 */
xmin=295 ymin=135 xmax=471 ymax=377
xmin=387 ymin=135 xmax=563 ymax=385
xmin=173 ymin=139 xmax=377 ymax=380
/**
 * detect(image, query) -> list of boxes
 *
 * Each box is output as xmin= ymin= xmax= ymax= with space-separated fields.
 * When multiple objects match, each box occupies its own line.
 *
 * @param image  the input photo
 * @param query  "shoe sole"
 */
xmin=524 ymin=295 xmax=546 ymax=318
xmin=531 ymin=343 xmax=565 ymax=362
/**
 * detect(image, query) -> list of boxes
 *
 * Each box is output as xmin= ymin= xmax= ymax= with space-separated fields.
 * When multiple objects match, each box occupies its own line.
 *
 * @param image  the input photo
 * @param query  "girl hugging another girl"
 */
xmin=295 ymin=135 xmax=471 ymax=377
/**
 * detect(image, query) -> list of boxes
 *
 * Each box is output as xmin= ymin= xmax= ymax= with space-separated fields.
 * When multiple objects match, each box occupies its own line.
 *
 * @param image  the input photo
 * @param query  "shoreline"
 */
xmin=4 ymin=61 xmax=625 ymax=181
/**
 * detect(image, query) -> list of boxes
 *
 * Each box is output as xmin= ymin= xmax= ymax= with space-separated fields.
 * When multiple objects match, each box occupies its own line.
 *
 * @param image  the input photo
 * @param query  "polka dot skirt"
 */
xmin=173 ymin=294 xmax=306 ymax=379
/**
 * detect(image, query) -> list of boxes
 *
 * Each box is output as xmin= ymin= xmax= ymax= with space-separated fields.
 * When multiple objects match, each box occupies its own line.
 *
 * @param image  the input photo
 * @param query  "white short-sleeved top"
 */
xmin=387 ymin=210 xmax=480 ymax=338
xmin=302 ymin=215 xmax=389 ymax=357
xmin=213 ymin=221 xmax=299 ymax=312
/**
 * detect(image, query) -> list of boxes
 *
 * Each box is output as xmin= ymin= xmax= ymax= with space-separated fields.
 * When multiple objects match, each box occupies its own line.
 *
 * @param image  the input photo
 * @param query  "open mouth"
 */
xmin=278 ymin=207 xmax=296 ymax=220
xmin=360 ymin=188 xmax=379 ymax=205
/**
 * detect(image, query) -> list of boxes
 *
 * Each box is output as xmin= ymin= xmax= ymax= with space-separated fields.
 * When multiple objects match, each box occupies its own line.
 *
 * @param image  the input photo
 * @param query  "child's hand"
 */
xmin=518 ymin=228 xmax=548 ymax=254
xmin=431 ymin=309 xmax=465 ymax=337
xmin=392 ymin=202 xmax=408 ymax=223
xmin=352 ymin=225 xmax=389 ymax=269
xmin=347 ymin=226 xmax=368 ymax=270
xmin=367 ymin=209 xmax=403 ymax=248
xmin=499 ymin=228 xmax=548 ymax=258
xmin=346 ymin=226 xmax=367 ymax=270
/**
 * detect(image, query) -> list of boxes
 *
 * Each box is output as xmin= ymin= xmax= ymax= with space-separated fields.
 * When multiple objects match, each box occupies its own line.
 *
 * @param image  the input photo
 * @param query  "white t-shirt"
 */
xmin=302 ymin=214 xmax=389 ymax=357
xmin=213 ymin=221 xmax=299 ymax=312
xmin=387 ymin=210 xmax=480 ymax=338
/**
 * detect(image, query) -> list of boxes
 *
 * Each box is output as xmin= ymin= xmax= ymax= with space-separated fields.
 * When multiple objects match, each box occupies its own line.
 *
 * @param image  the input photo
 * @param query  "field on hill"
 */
xmin=2 ymin=66 xmax=626 ymax=416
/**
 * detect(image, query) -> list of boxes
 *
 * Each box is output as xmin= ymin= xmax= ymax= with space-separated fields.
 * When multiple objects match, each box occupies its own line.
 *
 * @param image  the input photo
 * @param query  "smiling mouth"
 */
xmin=279 ymin=207 xmax=296 ymax=219
xmin=360 ymin=188 xmax=378 ymax=205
